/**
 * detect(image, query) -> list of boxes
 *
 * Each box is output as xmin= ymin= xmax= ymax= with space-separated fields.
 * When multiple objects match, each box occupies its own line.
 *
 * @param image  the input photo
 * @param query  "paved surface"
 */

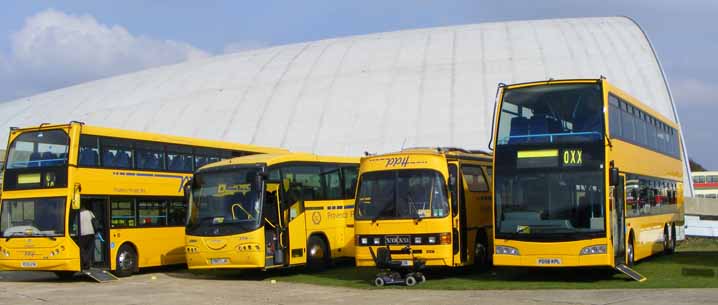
xmin=1 ymin=271 xmax=717 ymax=305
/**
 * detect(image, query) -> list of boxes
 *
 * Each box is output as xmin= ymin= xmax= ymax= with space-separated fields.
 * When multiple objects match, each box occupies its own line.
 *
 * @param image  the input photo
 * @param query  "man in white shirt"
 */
xmin=79 ymin=207 xmax=96 ymax=270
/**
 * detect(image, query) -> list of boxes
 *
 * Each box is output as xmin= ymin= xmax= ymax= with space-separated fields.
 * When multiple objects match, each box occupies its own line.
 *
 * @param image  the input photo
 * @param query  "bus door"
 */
xmin=263 ymin=183 xmax=284 ymax=267
xmin=282 ymin=180 xmax=307 ymax=266
xmin=81 ymin=197 xmax=109 ymax=269
xmin=613 ymin=174 xmax=626 ymax=265
xmin=448 ymin=163 xmax=466 ymax=264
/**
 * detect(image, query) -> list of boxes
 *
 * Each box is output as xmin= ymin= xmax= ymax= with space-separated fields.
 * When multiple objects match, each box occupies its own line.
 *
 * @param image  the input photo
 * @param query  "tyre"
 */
xmin=473 ymin=238 xmax=490 ymax=271
xmin=419 ymin=273 xmax=426 ymax=283
xmin=54 ymin=271 xmax=76 ymax=280
xmin=663 ymin=226 xmax=671 ymax=255
xmin=374 ymin=277 xmax=385 ymax=287
xmin=306 ymin=236 xmax=329 ymax=272
xmin=626 ymin=236 xmax=635 ymax=267
xmin=669 ymin=224 xmax=677 ymax=253
xmin=114 ymin=244 xmax=137 ymax=277
xmin=405 ymin=275 xmax=417 ymax=286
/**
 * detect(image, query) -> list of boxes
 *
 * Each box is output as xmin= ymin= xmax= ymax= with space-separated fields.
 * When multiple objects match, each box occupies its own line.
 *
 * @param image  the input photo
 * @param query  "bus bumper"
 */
xmin=0 ymin=258 xmax=81 ymax=272
xmin=355 ymin=245 xmax=454 ymax=268
xmin=493 ymin=253 xmax=611 ymax=267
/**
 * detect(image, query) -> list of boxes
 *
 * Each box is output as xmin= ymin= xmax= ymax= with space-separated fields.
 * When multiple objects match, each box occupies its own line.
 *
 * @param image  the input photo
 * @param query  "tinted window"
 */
xmin=341 ymin=166 xmax=359 ymax=199
xmin=6 ymin=130 xmax=69 ymax=169
xmin=135 ymin=142 xmax=165 ymax=171
xmin=102 ymin=138 xmax=133 ymax=169
xmin=137 ymin=200 xmax=166 ymax=226
xmin=78 ymin=135 xmax=100 ymax=166
xmin=111 ymin=198 xmax=136 ymax=227
xmin=461 ymin=165 xmax=489 ymax=192
xmin=321 ymin=166 xmax=343 ymax=200
xmin=167 ymin=201 xmax=187 ymax=226
xmin=282 ymin=165 xmax=323 ymax=201
xmin=626 ymin=175 xmax=678 ymax=217
xmin=167 ymin=145 xmax=193 ymax=172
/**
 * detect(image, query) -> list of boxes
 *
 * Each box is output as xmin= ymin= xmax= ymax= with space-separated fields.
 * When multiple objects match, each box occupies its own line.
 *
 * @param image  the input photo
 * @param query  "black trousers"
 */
xmin=79 ymin=235 xmax=95 ymax=270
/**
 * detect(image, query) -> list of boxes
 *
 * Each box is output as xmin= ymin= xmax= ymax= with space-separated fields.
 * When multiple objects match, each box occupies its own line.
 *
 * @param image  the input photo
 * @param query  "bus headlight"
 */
xmin=414 ymin=237 xmax=422 ymax=244
xmin=579 ymin=245 xmax=607 ymax=255
xmin=427 ymin=236 xmax=436 ymax=244
xmin=496 ymin=246 xmax=520 ymax=256
xmin=373 ymin=238 xmax=381 ymax=245
xmin=359 ymin=237 xmax=368 ymax=245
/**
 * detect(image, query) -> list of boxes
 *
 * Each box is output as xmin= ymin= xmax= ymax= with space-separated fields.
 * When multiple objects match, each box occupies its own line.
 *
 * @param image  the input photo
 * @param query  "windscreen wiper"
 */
xmin=4 ymin=232 xmax=26 ymax=242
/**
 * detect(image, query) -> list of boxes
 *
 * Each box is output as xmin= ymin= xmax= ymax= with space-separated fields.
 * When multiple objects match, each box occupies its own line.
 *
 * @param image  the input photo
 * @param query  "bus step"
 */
xmin=616 ymin=264 xmax=646 ymax=282
xmin=83 ymin=268 xmax=119 ymax=283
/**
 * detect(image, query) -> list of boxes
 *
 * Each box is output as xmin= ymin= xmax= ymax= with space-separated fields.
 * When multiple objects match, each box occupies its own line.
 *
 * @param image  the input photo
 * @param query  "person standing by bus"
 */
xmin=79 ymin=206 xmax=96 ymax=270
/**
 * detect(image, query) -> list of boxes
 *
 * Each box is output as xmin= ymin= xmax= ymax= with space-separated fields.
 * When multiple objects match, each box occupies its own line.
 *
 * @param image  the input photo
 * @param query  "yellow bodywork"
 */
xmin=186 ymin=153 xmax=358 ymax=270
xmin=354 ymin=148 xmax=493 ymax=268
xmin=0 ymin=122 xmax=285 ymax=273
xmin=491 ymin=79 xmax=685 ymax=268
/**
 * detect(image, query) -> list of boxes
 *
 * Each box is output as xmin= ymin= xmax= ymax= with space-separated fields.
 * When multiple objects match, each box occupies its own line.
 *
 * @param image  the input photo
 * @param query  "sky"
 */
xmin=0 ymin=1 xmax=716 ymax=168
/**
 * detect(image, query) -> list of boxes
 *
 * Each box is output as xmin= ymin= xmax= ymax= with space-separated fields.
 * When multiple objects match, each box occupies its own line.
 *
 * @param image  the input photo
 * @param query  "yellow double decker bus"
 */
xmin=0 ymin=122 xmax=286 ymax=279
xmin=354 ymin=148 xmax=493 ymax=270
xmin=491 ymin=79 xmax=683 ymax=276
xmin=185 ymin=153 xmax=358 ymax=270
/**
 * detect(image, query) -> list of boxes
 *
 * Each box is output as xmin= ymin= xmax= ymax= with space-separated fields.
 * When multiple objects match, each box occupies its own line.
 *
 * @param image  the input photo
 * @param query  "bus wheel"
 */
xmin=306 ymin=236 xmax=329 ymax=271
xmin=54 ymin=271 xmax=75 ymax=280
xmin=663 ymin=226 xmax=671 ymax=255
xmin=473 ymin=240 xmax=489 ymax=271
xmin=626 ymin=236 xmax=635 ymax=267
xmin=667 ymin=224 xmax=677 ymax=254
xmin=115 ymin=244 xmax=137 ymax=277
xmin=374 ymin=277 xmax=385 ymax=287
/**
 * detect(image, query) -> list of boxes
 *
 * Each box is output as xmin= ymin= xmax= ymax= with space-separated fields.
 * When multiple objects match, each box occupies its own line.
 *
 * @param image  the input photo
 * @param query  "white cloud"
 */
xmin=223 ymin=41 xmax=269 ymax=54
xmin=1 ymin=9 xmax=211 ymax=102
xmin=671 ymin=78 xmax=718 ymax=105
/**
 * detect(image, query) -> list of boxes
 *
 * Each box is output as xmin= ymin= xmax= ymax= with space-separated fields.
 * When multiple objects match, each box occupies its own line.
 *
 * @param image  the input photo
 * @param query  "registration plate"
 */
xmin=384 ymin=235 xmax=410 ymax=245
xmin=209 ymin=258 xmax=229 ymax=265
xmin=21 ymin=261 xmax=37 ymax=268
xmin=537 ymin=258 xmax=561 ymax=265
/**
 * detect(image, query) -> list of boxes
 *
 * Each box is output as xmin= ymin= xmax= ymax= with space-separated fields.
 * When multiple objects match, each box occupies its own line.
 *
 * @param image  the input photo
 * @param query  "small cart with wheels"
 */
xmin=369 ymin=246 xmax=426 ymax=287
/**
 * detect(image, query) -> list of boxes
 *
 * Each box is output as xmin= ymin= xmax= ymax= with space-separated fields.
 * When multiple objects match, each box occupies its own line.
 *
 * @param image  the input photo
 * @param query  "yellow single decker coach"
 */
xmin=491 ymin=79 xmax=684 ymax=276
xmin=354 ymin=148 xmax=493 ymax=269
xmin=0 ymin=122 xmax=286 ymax=279
xmin=185 ymin=153 xmax=358 ymax=270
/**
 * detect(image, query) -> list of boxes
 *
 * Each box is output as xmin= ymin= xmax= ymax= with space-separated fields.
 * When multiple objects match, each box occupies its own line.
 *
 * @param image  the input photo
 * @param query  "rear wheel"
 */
xmin=626 ymin=235 xmax=635 ymax=267
xmin=306 ymin=236 xmax=329 ymax=272
xmin=114 ymin=244 xmax=137 ymax=277
xmin=670 ymin=224 xmax=677 ymax=253
xmin=663 ymin=226 xmax=671 ymax=254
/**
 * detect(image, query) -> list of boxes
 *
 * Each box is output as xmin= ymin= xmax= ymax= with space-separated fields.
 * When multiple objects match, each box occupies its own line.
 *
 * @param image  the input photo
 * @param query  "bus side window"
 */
xmin=341 ymin=166 xmax=358 ymax=199
xmin=461 ymin=165 xmax=489 ymax=192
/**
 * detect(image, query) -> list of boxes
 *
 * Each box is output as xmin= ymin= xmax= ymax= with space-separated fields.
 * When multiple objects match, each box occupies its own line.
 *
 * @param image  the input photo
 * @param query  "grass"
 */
xmin=186 ymin=238 xmax=718 ymax=290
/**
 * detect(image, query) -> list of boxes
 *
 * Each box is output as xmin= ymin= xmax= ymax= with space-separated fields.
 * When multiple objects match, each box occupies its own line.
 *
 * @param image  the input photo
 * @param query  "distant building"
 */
xmin=692 ymin=171 xmax=718 ymax=199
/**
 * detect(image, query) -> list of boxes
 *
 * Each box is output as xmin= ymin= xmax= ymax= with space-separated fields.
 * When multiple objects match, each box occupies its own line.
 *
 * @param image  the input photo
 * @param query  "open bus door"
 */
xmin=612 ymin=171 xmax=645 ymax=281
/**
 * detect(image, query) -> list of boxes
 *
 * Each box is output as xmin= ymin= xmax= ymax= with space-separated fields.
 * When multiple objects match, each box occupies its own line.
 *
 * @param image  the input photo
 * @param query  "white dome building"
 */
xmin=0 ymin=16 xmax=693 ymax=194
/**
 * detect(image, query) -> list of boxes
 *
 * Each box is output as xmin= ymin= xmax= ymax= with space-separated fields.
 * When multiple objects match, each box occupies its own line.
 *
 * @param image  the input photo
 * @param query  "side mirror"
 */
xmin=609 ymin=167 xmax=619 ymax=186
xmin=71 ymin=184 xmax=81 ymax=210
xmin=183 ymin=177 xmax=193 ymax=204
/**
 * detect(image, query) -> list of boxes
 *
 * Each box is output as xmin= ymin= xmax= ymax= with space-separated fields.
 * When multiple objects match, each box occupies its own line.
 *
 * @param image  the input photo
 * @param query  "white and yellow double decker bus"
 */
xmin=0 ymin=122 xmax=286 ymax=279
xmin=491 ymin=79 xmax=683 ymax=275
xmin=354 ymin=148 xmax=494 ymax=269
xmin=185 ymin=153 xmax=358 ymax=270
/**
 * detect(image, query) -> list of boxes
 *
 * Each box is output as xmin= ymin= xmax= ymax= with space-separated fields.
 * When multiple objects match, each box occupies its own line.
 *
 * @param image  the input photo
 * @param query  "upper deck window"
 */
xmin=497 ymin=83 xmax=603 ymax=145
xmin=6 ymin=130 xmax=69 ymax=169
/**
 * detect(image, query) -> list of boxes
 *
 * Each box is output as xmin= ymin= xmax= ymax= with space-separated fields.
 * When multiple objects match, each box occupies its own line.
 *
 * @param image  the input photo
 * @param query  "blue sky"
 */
xmin=1 ymin=1 xmax=716 ymax=168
